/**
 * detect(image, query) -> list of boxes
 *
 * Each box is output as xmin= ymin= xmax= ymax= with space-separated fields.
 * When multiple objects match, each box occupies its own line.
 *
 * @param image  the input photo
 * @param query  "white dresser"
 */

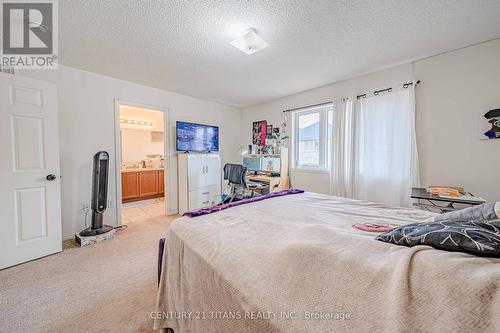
xmin=178 ymin=153 xmax=221 ymax=215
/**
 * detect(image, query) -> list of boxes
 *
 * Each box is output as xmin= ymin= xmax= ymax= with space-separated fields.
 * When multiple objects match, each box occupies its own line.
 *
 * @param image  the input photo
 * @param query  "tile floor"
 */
xmin=121 ymin=197 xmax=166 ymax=223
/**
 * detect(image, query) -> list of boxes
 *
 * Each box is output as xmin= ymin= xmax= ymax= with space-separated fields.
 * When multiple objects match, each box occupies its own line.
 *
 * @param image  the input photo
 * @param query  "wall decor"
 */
xmin=266 ymin=125 xmax=273 ymax=139
xmin=252 ymin=120 xmax=267 ymax=146
xmin=480 ymin=108 xmax=500 ymax=140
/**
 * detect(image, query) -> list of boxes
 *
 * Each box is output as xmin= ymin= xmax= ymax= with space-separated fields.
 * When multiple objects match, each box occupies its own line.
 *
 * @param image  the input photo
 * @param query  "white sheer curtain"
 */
xmin=330 ymin=97 xmax=355 ymax=198
xmin=330 ymin=85 xmax=419 ymax=207
xmin=355 ymin=86 xmax=419 ymax=206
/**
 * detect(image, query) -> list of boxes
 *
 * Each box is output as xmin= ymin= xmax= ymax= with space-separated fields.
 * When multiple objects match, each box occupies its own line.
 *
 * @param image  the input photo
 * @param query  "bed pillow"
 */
xmin=376 ymin=219 xmax=500 ymax=257
xmin=433 ymin=202 xmax=500 ymax=223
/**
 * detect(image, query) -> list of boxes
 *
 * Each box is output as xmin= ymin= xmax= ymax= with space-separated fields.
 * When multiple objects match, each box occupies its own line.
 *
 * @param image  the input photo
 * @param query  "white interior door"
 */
xmin=0 ymin=73 xmax=62 ymax=270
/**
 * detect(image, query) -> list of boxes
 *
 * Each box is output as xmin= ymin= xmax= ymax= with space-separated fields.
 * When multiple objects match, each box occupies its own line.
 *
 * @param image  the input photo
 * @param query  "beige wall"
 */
xmin=241 ymin=39 xmax=500 ymax=201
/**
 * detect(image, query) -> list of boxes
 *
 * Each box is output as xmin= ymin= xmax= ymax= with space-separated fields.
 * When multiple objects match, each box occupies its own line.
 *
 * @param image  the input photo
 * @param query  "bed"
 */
xmin=154 ymin=192 xmax=500 ymax=332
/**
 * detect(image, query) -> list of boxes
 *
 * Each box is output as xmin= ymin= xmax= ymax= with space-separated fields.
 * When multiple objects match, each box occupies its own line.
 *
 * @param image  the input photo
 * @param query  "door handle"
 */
xmin=202 ymin=192 xmax=210 ymax=195
xmin=46 ymin=174 xmax=57 ymax=181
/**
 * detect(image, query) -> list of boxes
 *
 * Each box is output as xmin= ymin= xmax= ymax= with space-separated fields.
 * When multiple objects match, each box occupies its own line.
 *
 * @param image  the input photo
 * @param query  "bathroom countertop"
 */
xmin=121 ymin=167 xmax=164 ymax=173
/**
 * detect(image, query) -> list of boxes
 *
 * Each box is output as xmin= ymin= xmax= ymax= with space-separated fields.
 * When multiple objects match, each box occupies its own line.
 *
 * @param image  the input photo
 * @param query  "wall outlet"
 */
xmin=108 ymin=200 xmax=114 ymax=208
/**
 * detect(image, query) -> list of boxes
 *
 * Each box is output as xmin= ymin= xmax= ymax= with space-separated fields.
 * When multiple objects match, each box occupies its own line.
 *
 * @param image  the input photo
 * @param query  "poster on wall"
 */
xmin=266 ymin=125 xmax=273 ymax=139
xmin=252 ymin=120 xmax=267 ymax=145
xmin=480 ymin=108 xmax=500 ymax=140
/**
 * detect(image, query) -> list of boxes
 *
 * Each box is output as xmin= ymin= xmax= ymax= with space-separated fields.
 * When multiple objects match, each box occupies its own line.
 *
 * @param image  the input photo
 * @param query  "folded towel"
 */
xmin=433 ymin=202 xmax=499 ymax=223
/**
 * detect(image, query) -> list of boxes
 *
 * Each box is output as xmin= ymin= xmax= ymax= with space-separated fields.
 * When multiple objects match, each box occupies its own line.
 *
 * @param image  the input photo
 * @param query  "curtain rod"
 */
xmin=356 ymin=80 xmax=421 ymax=100
xmin=282 ymin=101 xmax=333 ymax=113
xmin=282 ymin=80 xmax=421 ymax=112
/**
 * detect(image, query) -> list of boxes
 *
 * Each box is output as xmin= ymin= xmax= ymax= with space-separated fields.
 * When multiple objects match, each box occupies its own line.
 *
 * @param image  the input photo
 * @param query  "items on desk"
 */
xmin=222 ymin=163 xmax=271 ymax=203
xmin=412 ymin=187 xmax=485 ymax=213
xmin=247 ymin=181 xmax=270 ymax=196
xmin=438 ymin=193 xmax=486 ymax=203
xmin=247 ymin=174 xmax=280 ymax=192
xmin=426 ymin=185 xmax=485 ymax=202
xmin=223 ymin=163 xmax=248 ymax=203
xmin=254 ymin=144 xmax=275 ymax=155
xmin=242 ymin=147 xmax=290 ymax=192
xmin=427 ymin=186 xmax=465 ymax=197
xmin=243 ymin=155 xmax=281 ymax=174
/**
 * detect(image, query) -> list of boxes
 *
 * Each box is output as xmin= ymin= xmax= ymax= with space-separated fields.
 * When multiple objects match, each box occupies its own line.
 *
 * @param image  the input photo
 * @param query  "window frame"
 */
xmin=291 ymin=103 xmax=332 ymax=171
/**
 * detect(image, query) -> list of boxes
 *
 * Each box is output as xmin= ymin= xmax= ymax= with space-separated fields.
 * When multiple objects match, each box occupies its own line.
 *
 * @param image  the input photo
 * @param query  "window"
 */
xmin=292 ymin=103 xmax=333 ymax=170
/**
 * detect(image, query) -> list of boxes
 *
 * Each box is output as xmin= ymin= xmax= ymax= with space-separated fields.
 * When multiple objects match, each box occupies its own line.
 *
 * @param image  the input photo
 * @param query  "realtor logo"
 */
xmin=1 ymin=0 xmax=58 ymax=69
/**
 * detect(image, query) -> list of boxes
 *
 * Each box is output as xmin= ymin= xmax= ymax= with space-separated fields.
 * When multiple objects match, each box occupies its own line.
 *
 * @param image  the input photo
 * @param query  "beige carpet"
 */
xmin=0 ymin=214 xmax=175 ymax=333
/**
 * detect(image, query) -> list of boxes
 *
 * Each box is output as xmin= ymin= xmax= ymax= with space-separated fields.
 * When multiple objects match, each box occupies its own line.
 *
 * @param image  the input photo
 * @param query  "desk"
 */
xmin=247 ymin=174 xmax=289 ymax=193
xmin=411 ymin=187 xmax=485 ymax=213
xmin=246 ymin=181 xmax=270 ymax=195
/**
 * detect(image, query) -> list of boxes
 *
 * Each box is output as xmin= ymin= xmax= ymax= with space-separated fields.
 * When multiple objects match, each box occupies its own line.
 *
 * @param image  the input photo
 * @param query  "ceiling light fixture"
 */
xmin=230 ymin=29 xmax=269 ymax=55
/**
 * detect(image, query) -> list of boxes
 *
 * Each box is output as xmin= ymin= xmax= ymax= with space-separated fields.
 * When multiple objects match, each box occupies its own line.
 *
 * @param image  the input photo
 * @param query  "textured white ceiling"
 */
xmin=59 ymin=0 xmax=500 ymax=107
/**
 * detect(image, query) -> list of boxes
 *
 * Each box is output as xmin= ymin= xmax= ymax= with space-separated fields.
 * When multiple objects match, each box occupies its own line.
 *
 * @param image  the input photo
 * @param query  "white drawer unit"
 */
xmin=188 ymin=185 xmax=221 ymax=210
xmin=178 ymin=153 xmax=221 ymax=215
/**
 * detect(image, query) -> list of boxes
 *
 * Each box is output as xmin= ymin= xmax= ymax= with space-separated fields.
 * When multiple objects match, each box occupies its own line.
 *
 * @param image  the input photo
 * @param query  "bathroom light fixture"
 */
xmin=120 ymin=119 xmax=153 ymax=127
xmin=230 ymin=29 xmax=269 ymax=55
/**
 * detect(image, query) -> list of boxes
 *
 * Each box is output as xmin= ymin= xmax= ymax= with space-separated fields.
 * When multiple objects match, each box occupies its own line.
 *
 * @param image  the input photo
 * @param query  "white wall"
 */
xmin=413 ymin=40 xmax=500 ymax=202
xmin=18 ymin=65 xmax=242 ymax=239
xmin=121 ymin=129 xmax=164 ymax=163
xmin=241 ymin=39 xmax=500 ymax=201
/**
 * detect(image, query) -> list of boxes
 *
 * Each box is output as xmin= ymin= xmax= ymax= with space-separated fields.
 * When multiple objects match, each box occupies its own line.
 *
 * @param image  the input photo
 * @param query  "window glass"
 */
xmin=297 ymin=112 xmax=320 ymax=166
xmin=292 ymin=103 xmax=333 ymax=170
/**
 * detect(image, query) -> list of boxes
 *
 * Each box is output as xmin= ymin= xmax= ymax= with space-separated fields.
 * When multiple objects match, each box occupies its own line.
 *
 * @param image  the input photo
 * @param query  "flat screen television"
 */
xmin=176 ymin=121 xmax=219 ymax=152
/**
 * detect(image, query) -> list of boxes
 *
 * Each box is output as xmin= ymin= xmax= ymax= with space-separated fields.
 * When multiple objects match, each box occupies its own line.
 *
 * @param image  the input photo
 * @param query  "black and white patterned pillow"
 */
xmin=376 ymin=220 xmax=500 ymax=257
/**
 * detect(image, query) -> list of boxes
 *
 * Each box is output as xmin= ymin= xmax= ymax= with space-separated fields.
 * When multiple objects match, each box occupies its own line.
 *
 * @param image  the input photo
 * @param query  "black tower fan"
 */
xmin=79 ymin=151 xmax=113 ymax=236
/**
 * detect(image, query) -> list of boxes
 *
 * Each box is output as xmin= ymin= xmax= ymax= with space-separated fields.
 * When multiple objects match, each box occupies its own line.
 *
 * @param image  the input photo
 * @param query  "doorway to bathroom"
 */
xmin=114 ymin=102 xmax=170 ymax=225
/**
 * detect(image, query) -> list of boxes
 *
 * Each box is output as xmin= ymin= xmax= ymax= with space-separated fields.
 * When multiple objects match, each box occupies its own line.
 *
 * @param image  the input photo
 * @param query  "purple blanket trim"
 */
xmin=183 ymin=188 xmax=305 ymax=217
xmin=158 ymin=238 xmax=165 ymax=286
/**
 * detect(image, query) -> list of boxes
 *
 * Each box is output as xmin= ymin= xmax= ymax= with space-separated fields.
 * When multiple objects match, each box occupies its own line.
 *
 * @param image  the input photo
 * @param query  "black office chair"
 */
xmin=223 ymin=164 xmax=247 ymax=203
